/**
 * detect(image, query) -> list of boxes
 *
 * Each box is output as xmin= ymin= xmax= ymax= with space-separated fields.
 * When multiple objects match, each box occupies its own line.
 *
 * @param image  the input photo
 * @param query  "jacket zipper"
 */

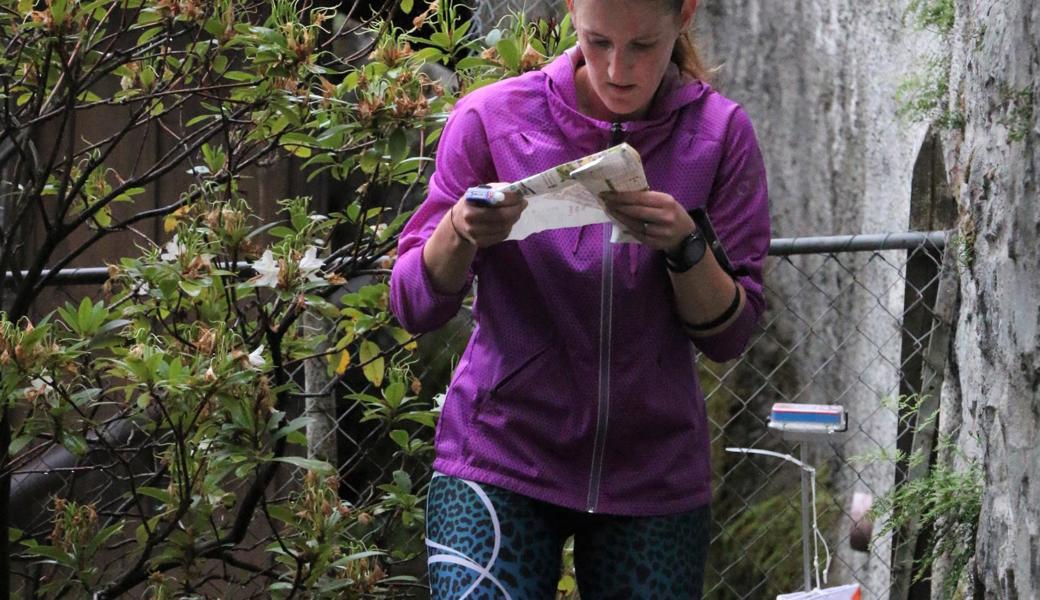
xmin=586 ymin=121 xmax=625 ymax=513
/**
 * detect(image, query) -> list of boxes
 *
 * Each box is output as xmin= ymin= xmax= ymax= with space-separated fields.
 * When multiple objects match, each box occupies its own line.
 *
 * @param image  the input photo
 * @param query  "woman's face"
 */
xmin=567 ymin=0 xmax=692 ymax=121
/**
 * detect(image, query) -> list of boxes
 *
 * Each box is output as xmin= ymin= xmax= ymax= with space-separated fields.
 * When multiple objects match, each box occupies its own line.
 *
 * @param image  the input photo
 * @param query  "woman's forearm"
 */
xmin=668 ymin=249 xmax=746 ymax=337
xmin=422 ymin=207 xmax=478 ymax=295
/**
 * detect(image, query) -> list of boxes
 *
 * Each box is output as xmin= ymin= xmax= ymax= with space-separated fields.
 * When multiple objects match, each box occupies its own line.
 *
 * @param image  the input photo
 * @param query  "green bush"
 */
xmin=0 ymin=0 xmax=575 ymax=597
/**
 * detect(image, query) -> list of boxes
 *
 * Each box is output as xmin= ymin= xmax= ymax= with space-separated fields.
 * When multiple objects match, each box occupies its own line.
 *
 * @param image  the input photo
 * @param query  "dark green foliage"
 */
xmin=870 ymin=450 xmax=982 ymax=598
xmin=905 ymin=0 xmax=956 ymax=34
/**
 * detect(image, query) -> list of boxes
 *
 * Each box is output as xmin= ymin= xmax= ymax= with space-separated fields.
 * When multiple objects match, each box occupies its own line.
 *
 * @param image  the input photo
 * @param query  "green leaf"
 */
xmin=24 ymin=544 xmax=75 ymax=567
xmin=279 ymin=132 xmax=318 ymax=147
xmin=335 ymin=549 xmax=385 ymax=564
xmin=429 ymin=32 xmax=451 ymax=49
xmin=392 ymin=469 xmax=412 ymax=492
xmin=137 ymin=486 xmax=174 ymax=505
xmin=389 ymin=429 xmax=409 ymax=449
xmin=135 ymin=523 xmax=149 ymax=547
xmin=273 ymin=456 xmax=334 ymax=474
xmin=389 ymin=326 xmax=417 ymax=350
xmin=411 ymin=47 xmax=445 ymax=63
xmin=60 ymin=430 xmax=89 ymax=456
xmin=87 ymin=523 xmax=124 ymax=554
xmin=272 ymin=416 xmax=313 ymax=440
xmin=77 ymin=90 xmax=103 ymax=103
xmin=401 ymin=0 xmax=414 ymax=13
xmin=318 ymin=579 xmax=358 ymax=593
xmin=69 ymin=388 xmax=102 ymax=407
xmin=178 ymin=280 xmax=202 ymax=297
xmin=388 ymin=128 xmax=409 ymax=163
xmin=358 ymin=150 xmax=380 ymax=175
xmin=496 ymin=39 xmax=520 ymax=71
xmin=50 ymin=0 xmax=67 ymax=23
xmin=203 ymin=18 xmax=225 ymax=39
xmin=268 ymin=225 xmax=296 ymax=238
xmin=266 ymin=504 xmax=296 ymax=524
xmin=186 ymin=113 xmax=212 ymax=127
xmin=456 ymin=56 xmax=494 ymax=71
xmin=137 ymin=26 xmax=163 ymax=46
xmin=223 ymin=71 xmax=256 ymax=82
xmin=399 ymin=412 xmax=437 ymax=428
xmin=384 ymin=381 xmax=405 ymax=408
xmin=360 ymin=340 xmax=384 ymax=387
xmin=9 ymin=435 xmax=32 ymax=456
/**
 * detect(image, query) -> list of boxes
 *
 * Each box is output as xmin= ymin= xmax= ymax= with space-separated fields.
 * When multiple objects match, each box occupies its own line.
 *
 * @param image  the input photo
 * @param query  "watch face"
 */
xmin=667 ymin=231 xmax=707 ymax=272
xmin=683 ymin=232 xmax=707 ymax=266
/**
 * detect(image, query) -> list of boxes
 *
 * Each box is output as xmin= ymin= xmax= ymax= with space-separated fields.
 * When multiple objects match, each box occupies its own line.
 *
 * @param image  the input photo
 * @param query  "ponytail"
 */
xmin=672 ymin=30 xmax=713 ymax=83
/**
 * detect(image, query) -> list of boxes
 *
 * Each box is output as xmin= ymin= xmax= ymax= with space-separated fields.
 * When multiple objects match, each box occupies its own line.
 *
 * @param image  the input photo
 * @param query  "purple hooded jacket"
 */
xmin=390 ymin=47 xmax=770 ymax=516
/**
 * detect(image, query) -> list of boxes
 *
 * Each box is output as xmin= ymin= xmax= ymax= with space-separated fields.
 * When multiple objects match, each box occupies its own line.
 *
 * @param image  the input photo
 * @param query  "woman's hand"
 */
xmin=600 ymin=190 xmax=695 ymax=253
xmin=449 ymin=185 xmax=527 ymax=248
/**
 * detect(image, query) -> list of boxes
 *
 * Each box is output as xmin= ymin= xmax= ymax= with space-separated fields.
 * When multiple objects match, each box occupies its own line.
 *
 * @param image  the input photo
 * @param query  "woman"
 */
xmin=390 ymin=0 xmax=770 ymax=597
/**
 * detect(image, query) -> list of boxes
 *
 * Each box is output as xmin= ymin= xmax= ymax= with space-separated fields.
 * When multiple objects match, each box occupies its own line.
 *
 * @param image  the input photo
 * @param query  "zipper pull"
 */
xmin=610 ymin=121 xmax=624 ymax=147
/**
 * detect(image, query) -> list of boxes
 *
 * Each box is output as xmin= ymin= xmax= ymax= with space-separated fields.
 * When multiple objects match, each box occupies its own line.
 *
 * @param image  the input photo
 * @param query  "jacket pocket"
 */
xmin=469 ymin=339 xmax=583 ymax=480
xmin=471 ymin=337 xmax=575 ymax=434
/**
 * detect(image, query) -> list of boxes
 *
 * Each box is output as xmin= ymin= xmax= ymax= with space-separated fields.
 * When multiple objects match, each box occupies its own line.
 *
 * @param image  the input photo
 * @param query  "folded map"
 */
xmin=500 ymin=143 xmax=648 ymax=243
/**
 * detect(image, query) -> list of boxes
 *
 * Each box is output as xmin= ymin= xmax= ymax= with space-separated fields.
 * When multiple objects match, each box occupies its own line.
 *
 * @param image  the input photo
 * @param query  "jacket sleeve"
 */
xmin=389 ymin=101 xmax=497 ymax=334
xmin=692 ymin=106 xmax=771 ymax=362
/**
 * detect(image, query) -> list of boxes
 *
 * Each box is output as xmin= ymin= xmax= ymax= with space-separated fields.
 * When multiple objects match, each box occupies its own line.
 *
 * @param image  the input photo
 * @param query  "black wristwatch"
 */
xmin=665 ymin=229 xmax=707 ymax=273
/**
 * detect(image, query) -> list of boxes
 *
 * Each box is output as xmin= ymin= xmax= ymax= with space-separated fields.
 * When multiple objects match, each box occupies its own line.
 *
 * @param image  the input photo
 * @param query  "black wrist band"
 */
xmin=684 ymin=282 xmax=742 ymax=332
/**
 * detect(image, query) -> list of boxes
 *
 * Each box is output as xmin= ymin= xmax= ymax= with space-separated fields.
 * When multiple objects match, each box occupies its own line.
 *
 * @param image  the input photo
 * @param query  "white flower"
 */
xmin=248 ymin=345 xmax=266 ymax=369
xmin=29 ymin=378 xmax=53 ymax=394
xmin=160 ymin=235 xmax=186 ymax=262
xmin=298 ymin=246 xmax=324 ymax=282
xmin=25 ymin=377 xmax=53 ymax=401
xmin=251 ymin=250 xmax=279 ymax=288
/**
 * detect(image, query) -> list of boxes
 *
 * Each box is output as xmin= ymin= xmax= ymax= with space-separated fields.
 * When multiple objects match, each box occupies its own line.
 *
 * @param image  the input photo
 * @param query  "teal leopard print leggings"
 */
xmin=426 ymin=473 xmax=710 ymax=599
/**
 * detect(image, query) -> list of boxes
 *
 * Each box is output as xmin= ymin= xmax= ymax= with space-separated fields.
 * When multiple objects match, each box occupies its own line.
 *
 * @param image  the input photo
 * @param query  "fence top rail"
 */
xmin=1 ymin=231 xmax=950 ymax=287
xmin=768 ymin=231 xmax=948 ymax=256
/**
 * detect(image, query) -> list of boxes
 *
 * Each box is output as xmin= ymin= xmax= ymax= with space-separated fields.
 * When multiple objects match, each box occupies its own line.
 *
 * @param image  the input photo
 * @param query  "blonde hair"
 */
xmin=672 ymin=30 xmax=712 ymax=83
xmin=666 ymin=0 xmax=712 ymax=83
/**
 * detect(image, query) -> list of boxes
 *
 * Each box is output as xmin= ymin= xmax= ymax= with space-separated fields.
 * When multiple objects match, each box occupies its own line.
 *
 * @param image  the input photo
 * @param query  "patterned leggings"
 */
xmin=426 ymin=473 xmax=710 ymax=599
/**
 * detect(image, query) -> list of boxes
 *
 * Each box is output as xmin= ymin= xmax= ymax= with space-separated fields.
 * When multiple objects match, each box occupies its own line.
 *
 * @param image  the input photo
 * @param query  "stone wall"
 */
xmin=946 ymin=1 xmax=1039 ymax=598
xmin=699 ymin=0 xmax=1038 ymax=597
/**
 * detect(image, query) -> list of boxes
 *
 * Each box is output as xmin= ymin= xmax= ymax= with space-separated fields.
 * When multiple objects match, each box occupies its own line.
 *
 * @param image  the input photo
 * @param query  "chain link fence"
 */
xmin=471 ymin=0 xmax=563 ymax=36
xmin=702 ymin=231 xmax=953 ymax=599
xmin=9 ymin=231 xmax=953 ymax=599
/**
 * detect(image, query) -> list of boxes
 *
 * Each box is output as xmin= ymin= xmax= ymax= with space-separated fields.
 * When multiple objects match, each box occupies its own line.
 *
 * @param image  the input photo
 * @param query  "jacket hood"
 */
xmin=541 ymin=45 xmax=711 ymax=148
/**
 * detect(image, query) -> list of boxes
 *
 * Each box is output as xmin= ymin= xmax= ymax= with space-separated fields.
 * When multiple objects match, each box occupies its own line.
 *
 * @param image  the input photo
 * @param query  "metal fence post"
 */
xmin=304 ymin=313 xmax=337 ymax=463
xmin=800 ymin=443 xmax=813 ymax=592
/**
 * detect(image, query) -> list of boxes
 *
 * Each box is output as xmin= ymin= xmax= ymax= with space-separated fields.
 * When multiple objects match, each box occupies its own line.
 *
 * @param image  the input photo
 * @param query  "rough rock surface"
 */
xmin=699 ymin=0 xmax=1039 ymax=597
xmin=946 ymin=1 xmax=1039 ymax=598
